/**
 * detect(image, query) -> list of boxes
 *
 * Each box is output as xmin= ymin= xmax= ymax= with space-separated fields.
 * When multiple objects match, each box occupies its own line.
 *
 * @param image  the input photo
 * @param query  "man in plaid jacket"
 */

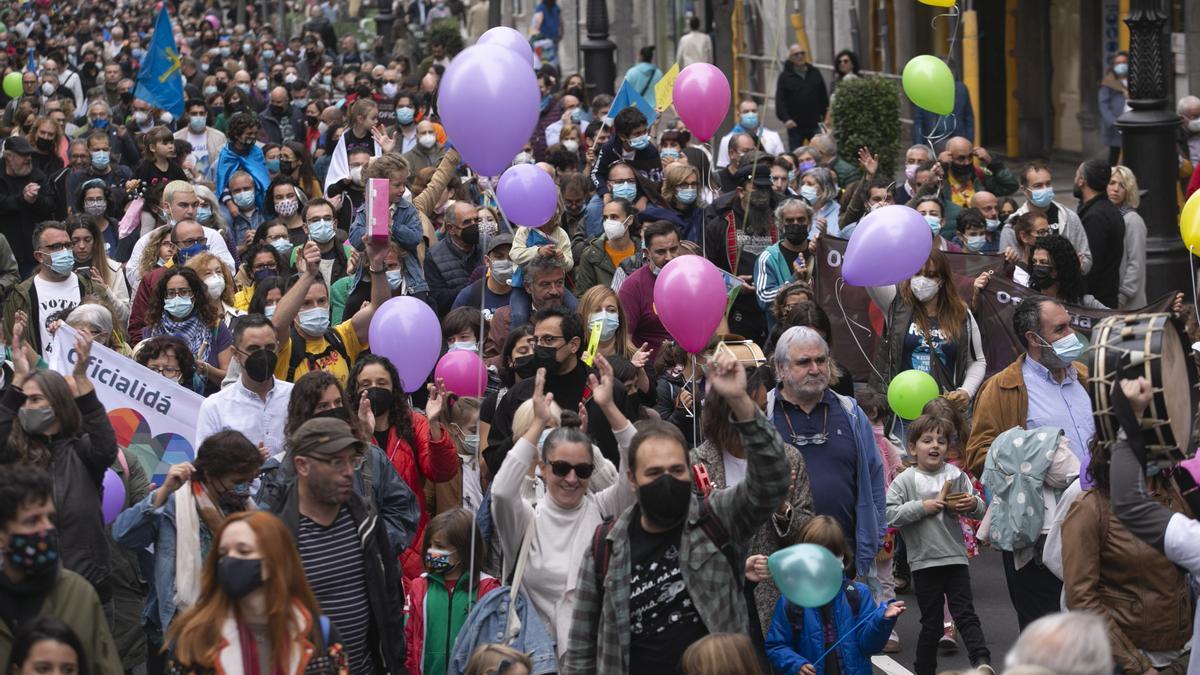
xmin=562 ymin=349 xmax=792 ymax=674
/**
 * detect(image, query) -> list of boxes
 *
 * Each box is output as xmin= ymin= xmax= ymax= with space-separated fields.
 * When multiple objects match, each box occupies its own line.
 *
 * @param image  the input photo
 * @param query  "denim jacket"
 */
xmin=447 ymin=585 xmax=559 ymax=675
xmin=111 ymin=492 xmax=214 ymax=630
xmin=348 ymin=197 xmax=428 ymax=293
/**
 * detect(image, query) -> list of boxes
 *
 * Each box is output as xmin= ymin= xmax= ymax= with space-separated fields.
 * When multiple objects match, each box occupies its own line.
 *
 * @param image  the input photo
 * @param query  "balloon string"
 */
xmin=811 ymin=606 xmax=878 ymax=667
xmin=833 ymin=277 xmax=885 ymax=383
xmin=1190 ymin=246 xmax=1199 ymax=328
xmin=691 ymin=358 xmax=700 ymax=448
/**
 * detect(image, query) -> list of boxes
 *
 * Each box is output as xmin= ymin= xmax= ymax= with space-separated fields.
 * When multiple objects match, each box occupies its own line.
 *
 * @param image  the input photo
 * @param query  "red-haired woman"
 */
xmin=165 ymin=511 xmax=349 ymax=674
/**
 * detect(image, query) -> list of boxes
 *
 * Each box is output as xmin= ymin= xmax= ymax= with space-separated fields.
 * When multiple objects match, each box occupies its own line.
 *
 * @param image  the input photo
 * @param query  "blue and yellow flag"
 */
xmin=134 ymin=5 xmax=185 ymax=117
xmin=610 ymin=78 xmax=657 ymax=127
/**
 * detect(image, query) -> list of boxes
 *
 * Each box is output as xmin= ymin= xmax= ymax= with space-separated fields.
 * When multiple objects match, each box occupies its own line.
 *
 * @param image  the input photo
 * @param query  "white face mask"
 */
xmin=909 ymin=275 xmax=941 ymax=303
xmin=562 ymin=139 xmax=579 ymax=153
xmin=205 ymin=274 xmax=226 ymax=299
xmin=603 ymin=217 xmax=627 ymax=240
xmin=418 ymin=132 xmax=437 ymax=149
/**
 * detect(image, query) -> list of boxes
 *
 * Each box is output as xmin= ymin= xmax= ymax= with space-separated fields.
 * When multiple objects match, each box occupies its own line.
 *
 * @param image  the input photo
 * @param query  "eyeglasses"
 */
xmin=173 ymin=236 xmax=205 ymax=248
xmin=164 ymin=288 xmax=194 ymax=299
xmin=149 ymin=365 xmax=181 ymax=378
xmin=253 ymin=263 xmax=278 ymax=273
xmin=309 ymin=454 xmax=366 ymax=472
xmin=40 ymin=241 xmax=71 ymax=253
xmin=548 ymin=460 xmax=595 ymax=479
xmin=531 ymin=334 xmax=565 ymax=346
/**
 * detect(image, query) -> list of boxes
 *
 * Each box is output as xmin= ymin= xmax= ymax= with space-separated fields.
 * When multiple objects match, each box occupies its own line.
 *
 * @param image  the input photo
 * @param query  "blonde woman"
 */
xmin=1107 ymin=165 xmax=1147 ymax=308
xmin=576 ymin=285 xmax=651 ymax=394
xmin=128 ymin=225 xmax=176 ymax=294
xmin=186 ymin=251 xmax=244 ymax=324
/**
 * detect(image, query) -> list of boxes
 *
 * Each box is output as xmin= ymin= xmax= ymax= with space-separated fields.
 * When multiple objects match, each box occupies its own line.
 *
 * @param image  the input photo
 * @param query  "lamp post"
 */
xmin=1117 ymin=0 xmax=1189 ymax=300
xmin=376 ymin=0 xmax=395 ymax=57
xmin=581 ymin=0 xmax=616 ymax=96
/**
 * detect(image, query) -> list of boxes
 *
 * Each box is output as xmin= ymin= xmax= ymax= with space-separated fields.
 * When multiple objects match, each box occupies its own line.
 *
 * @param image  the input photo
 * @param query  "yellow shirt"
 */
xmin=274 ymin=319 xmax=365 ymax=386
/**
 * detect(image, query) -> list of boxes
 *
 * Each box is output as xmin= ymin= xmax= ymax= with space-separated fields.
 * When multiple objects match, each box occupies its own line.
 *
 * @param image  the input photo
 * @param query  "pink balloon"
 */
xmin=476 ymin=26 xmax=536 ymax=69
xmin=102 ymin=468 xmax=125 ymax=525
xmin=439 ymin=45 xmax=540 ymax=177
xmin=652 ymin=256 xmax=727 ymax=353
xmin=434 ymin=350 xmax=488 ymax=397
xmin=497 ymin=164 xmax=559 ymax=227
xmin=842 ymin=205 xmax=933 ymax=287
xmin=368 ymin=297 xmax=442 ymax=392
xmin=672 ymin=64 xmax=731 ymax=142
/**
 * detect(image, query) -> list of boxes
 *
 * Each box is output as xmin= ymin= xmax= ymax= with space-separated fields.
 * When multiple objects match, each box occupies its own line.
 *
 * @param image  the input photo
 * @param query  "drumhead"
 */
xmin=1160 ymin=323 xmax=1192 ymax=450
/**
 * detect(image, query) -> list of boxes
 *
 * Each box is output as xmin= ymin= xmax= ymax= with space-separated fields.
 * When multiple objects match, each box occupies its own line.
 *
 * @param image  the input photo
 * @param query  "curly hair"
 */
xmin=138 ymin=226 xmax=175 ymax=277
xmin=191 ymin=430 xmax=262 ymax=483
xmin=348 ymin=354 xmax=415 ymax=449
xmin=185 ymin=251 xmax=236 ymax=306
xmin=145 ymin=267 xmax=221 ymax=328
xmin=1029 ymin=232 xmax=1087 ymax=304
xmin=135 ymin=335 xmax=199 ymax=389
xmin=226 ymin=112 xmax=260 ymax=144
xmin=285 ymin=370 xmax=370 ymax=445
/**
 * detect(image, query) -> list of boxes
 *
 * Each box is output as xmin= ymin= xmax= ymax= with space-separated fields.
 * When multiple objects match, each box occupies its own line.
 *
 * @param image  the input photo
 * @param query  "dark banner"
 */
xmin=811 ymin=239 xmax=1173 ymax=382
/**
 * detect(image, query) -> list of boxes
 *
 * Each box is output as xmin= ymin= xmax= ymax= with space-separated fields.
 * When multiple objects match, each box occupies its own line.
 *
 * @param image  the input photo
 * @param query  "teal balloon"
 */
xmin=902 ymin=55 xmax=955 ymax=116
xmin=768 ymin=543 xmax=844 ymax=608
xmin=887 ymin=369 xmax=940 ymax=420
xmin=2 ymin=72 xmax=21 ymax=100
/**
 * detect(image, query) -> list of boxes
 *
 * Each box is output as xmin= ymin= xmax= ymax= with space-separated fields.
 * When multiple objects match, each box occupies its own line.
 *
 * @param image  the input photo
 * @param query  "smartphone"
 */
xmin=76 ymin=267 xmax=91 ymax=276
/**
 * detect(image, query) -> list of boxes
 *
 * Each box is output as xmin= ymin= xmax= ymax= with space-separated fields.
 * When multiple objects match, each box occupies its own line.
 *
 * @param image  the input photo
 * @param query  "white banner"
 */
xmin=47 ymin=325 xmax=204 ymax=485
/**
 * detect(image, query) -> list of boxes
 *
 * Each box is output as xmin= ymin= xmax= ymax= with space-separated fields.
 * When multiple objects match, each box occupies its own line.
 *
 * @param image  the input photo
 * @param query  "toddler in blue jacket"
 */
xmin=765 ymin=516 xmax=906 ymax=675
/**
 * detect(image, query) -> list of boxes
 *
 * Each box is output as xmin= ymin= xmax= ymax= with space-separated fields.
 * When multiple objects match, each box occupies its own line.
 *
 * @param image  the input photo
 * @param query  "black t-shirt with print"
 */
xmin=627 ymin=507 xmax=708 ymax=675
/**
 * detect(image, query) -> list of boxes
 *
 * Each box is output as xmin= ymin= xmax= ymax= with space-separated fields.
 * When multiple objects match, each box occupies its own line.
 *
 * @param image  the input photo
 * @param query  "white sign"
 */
xmin=47 ymin=325 xmax=204 ymax=484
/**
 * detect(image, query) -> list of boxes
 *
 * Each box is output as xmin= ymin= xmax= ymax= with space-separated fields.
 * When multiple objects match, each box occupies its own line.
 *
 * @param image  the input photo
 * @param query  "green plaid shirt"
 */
xmin=561 ymin=411 xmax=792 ymax=674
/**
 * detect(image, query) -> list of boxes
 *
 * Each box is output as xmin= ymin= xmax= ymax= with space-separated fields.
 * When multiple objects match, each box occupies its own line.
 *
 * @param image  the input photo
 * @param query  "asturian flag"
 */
xmin=134 ymin=5 xmax=185 ymax=117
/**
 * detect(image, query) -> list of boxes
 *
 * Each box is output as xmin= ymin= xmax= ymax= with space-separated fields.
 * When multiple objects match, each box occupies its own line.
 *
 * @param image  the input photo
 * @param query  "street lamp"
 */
xmin=581 ymin=0 xmax=616 ymax=96
xmin=1117 ymin=0 xmax=1189 ymax=300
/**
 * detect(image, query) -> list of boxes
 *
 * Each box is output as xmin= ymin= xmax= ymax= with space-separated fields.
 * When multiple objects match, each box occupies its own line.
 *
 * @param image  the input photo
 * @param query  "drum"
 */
xmin=1090 ymin=313 xmax=1198 ymax=466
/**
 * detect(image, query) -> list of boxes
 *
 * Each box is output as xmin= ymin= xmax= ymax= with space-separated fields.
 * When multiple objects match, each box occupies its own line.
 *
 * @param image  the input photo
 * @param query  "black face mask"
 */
xmin=314 ymin=406 xmax=351 ymax=423
xmin=278 ymin=159 xmax=294 ymax=175
xmin=1029 ymin=264 xmax=1056 ymax=290
xmin=1073 ymin=183 xmax=1084 ymax=201
xmin=748 ymin=190 xmax=771 ymax=211
xmin=460 ymin=224 xmax=479 ymax=246
xmin=36 ymin=137 xmax=54 ymax=153
xmin=532 ymin=345 xmax=560 ymax=373
xmin=357 ymin=84 xmax=372 ymax=97
xmin=305 ymin=114 xmax=318 ymax=127
xmin=951 ymin=162 xmax=974 ymax=178
xmin=243 ymin=349 xmax=278 ymax=383
xmin=512 ymin=354 xmax=538 ymax=379
xmin=269 ymin=104 xmax=286 ymax=117
xmin=784 ymin=229 xmax=808 ymax=245
xmin=217 ymin=556 xmax=264 ymax=599
xmin=565 ymin=87 xmax=584 ymax=100
xmin=365 ymin=386 xmax=394 ymax=416
xmin=638 ymin=474 xmax=692 ymax=529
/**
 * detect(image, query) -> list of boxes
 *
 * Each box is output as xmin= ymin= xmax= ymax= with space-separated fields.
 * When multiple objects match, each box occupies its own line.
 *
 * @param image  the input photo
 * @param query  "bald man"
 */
xmin=937 ymin=136 xmax=1018 ymax=234
xmin=402 ymin=119 xmax=445 ymax=172
xmin=971 ymin=191 xmax=1001 ymax=230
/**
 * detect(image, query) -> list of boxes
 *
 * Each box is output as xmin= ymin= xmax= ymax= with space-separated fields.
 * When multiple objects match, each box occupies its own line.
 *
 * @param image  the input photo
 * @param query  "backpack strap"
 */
xmin=590 ymin=517 xmax=617 ymax=606
xmin=285 ymin=326 xmax=352 ymax=381
xmin=696 ymin=496 xmax=743 ymax=590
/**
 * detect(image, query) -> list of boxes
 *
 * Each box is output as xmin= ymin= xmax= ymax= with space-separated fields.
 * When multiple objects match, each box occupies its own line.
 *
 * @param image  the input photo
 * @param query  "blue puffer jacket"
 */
xmin=348 ymin=197 xmax=428 ymax=293
xmin=765 ymin=581 xmax=898 ymax=675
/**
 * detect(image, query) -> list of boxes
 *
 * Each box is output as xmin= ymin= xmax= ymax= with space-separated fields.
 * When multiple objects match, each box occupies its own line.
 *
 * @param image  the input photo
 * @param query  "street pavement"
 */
xmin=874 ymin=548 xmax=1023 ymax=675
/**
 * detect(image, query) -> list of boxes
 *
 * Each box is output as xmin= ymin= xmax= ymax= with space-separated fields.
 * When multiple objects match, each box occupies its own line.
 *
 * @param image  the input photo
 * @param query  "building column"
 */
xmin=1077 ymin=0 xmax=1104 ymax=159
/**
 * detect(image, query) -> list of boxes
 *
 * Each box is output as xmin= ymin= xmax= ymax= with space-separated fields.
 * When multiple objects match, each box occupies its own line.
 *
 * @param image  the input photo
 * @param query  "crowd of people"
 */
xmin=0 ymin=1 xmax=1199 ymax=675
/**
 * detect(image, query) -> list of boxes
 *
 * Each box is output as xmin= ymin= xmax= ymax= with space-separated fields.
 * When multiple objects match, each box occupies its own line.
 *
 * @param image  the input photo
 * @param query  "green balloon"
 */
xmin=2 ymin=72 xmax=21 ymax=99
xmin=887 ymin=369 xmax=940 ymax=420
xmin=902 ymin=55 xmax=955 ymax=116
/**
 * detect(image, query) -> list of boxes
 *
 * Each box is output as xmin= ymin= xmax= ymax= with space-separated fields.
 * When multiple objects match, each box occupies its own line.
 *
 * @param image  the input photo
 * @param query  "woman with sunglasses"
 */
xmin=490 ymin=355 xmax=634 ymax=657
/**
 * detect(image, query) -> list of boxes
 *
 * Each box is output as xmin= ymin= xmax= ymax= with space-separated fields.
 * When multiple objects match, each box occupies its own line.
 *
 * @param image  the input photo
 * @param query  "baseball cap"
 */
xmin=289 ymin=418 xmax=364 ymax=458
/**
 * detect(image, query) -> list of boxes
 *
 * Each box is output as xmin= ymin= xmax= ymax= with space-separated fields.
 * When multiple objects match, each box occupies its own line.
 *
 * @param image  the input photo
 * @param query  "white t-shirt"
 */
xmin=723 ymin=452 xmax=747 ymax=487
xmin=33 ymin=275 xmax=81 ymax=357
xmin=186 ymin=130 xmax=210 ymax=174
xmin=1164 ymin=513 xmax=1200 ymax=675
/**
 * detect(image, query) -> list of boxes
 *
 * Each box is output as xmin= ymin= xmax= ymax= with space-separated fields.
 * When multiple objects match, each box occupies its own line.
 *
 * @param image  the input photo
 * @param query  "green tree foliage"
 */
xmin=831 ymin=76 xmax=902 ymax=178
xmin=429 ymin=18 xmax=465 ymax=57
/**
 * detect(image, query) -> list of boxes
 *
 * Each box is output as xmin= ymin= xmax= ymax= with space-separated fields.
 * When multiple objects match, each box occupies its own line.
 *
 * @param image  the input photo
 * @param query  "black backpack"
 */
xmin=589 ymin=496 xmax=743 ymax=604
xmin=285 ymin=327 xmax=351 ymax=381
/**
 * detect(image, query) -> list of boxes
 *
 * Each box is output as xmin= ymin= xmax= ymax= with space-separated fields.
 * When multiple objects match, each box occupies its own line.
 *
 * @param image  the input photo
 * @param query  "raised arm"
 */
xmin=490 ymin=369 xmax=552 ymax=564
xmin=272 ymin=241 xmax=322 ymax=335
xmin=349 ymin=238 xmax=390 ymax=344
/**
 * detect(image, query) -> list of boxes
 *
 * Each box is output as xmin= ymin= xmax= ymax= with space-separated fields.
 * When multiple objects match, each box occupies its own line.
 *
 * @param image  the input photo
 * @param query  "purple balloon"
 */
xmin=434 ymin=350 xmax=488 ymax=397
xmin=368 ymin=297 xmax=441 ymax=392
xmin=476 ymin=26 xmax=536 ymax=68
xmin=102 ymin=468 xmax=125 ymax=525
xmin=842 ymin=205 xmax=933 ymax=287
xmin=652 ymin=256 xmax=727 ymax=353
xmin=496 ymin=164 xmax=559 ymax=227
xmin=439 ymin=45 xmax=540 ymax=177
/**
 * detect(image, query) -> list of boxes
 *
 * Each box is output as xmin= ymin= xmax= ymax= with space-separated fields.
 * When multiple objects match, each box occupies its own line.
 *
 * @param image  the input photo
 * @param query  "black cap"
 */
xmin=486 ymin=233 xmax=514 ymax=254
xmin=734 ymin=162 xmax=773 ymax=189
xmin=4 ymin=137 xmax=33 ymax=156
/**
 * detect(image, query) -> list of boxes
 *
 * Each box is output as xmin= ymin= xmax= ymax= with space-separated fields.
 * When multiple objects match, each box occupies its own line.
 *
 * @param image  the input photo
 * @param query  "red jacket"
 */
xmin=404 ymin=573 xmax=500 ymax=674
xmin=385 ymin=411 xmax=459 ymax=578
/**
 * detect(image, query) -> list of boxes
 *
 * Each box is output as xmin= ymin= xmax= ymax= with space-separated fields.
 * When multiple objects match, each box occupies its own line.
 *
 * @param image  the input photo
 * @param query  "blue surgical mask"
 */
xmin=570 ymin=107 xmax=582 ymax=124
xmin=985 ymin=218 xmax=1001 ymax=232
xmin=1113 ymin=62 xmax=1128 ymax=77
xmin=799 ymin=184 xmax=818 ymax=203
xmin=90 ymin=150 xmax=110 ymax=169
xmin=396 ymin=106 xmax=415 ymax=125
xmin=264 ymin=304 xmax=276 ymax=319
xmin=739 ymin=112 xmax=758 ymax=129
xmin=611 ymin=181 xmax=637 ymax=201
xmin=48 ymin=249 xmax=75 ymax=275
xmin=589 ymin=310 xmax=619 ymax=342
xmin=265 ymin=158 xmax=280 ymax=173
xmin=164 ymin=295 xmax=194 ymax=318
xmin=177 ymin=242 xmax=207 ymax=262
xmin=188 ymin=115 xmax=206 ymax=132
xmin=237 ymin=83 xmax=251 ymax=95
xmin=676 ymin=188 xmax=698 ymax=205
xmin=386 ymin=269 xmax=404 ymax=290
xmin=1038 ymin=331 xmax=1084 ymax=367
xmin=195 ymin=205 xmax=213 ymax=223
xmin=1029 ymin=187 xmax=1055 ymax=208
xmin=925 ymin=214 xmax=942 ymax=233
xmin=203 ymin=85 xmax=219 ymax=97
xmin=307 ymin=218 xmax=335 ymax=243
xmin=448 ymin=341 xmax=478 ymax=353
xmin=92 ymin=117 xmax=109 ymax=129
xmin=297 ymin=307 xmax=330 ymax=335
xmin=270 ymin=238 xmax=292 ymax=254
xmin=629 ymin=134 xmax=650 ymax=150
xmin=660 ymin=147 xmax=681 ymax=161
xmin=233 ymin=190 xmax=256 ymax=209
xmin=262 ymin=49 xmax=276 ymax=60
xmin=787 ymin=169 xmax=796 ymax=183
xmin=964 ymin=234 xmax=986 ymax=252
